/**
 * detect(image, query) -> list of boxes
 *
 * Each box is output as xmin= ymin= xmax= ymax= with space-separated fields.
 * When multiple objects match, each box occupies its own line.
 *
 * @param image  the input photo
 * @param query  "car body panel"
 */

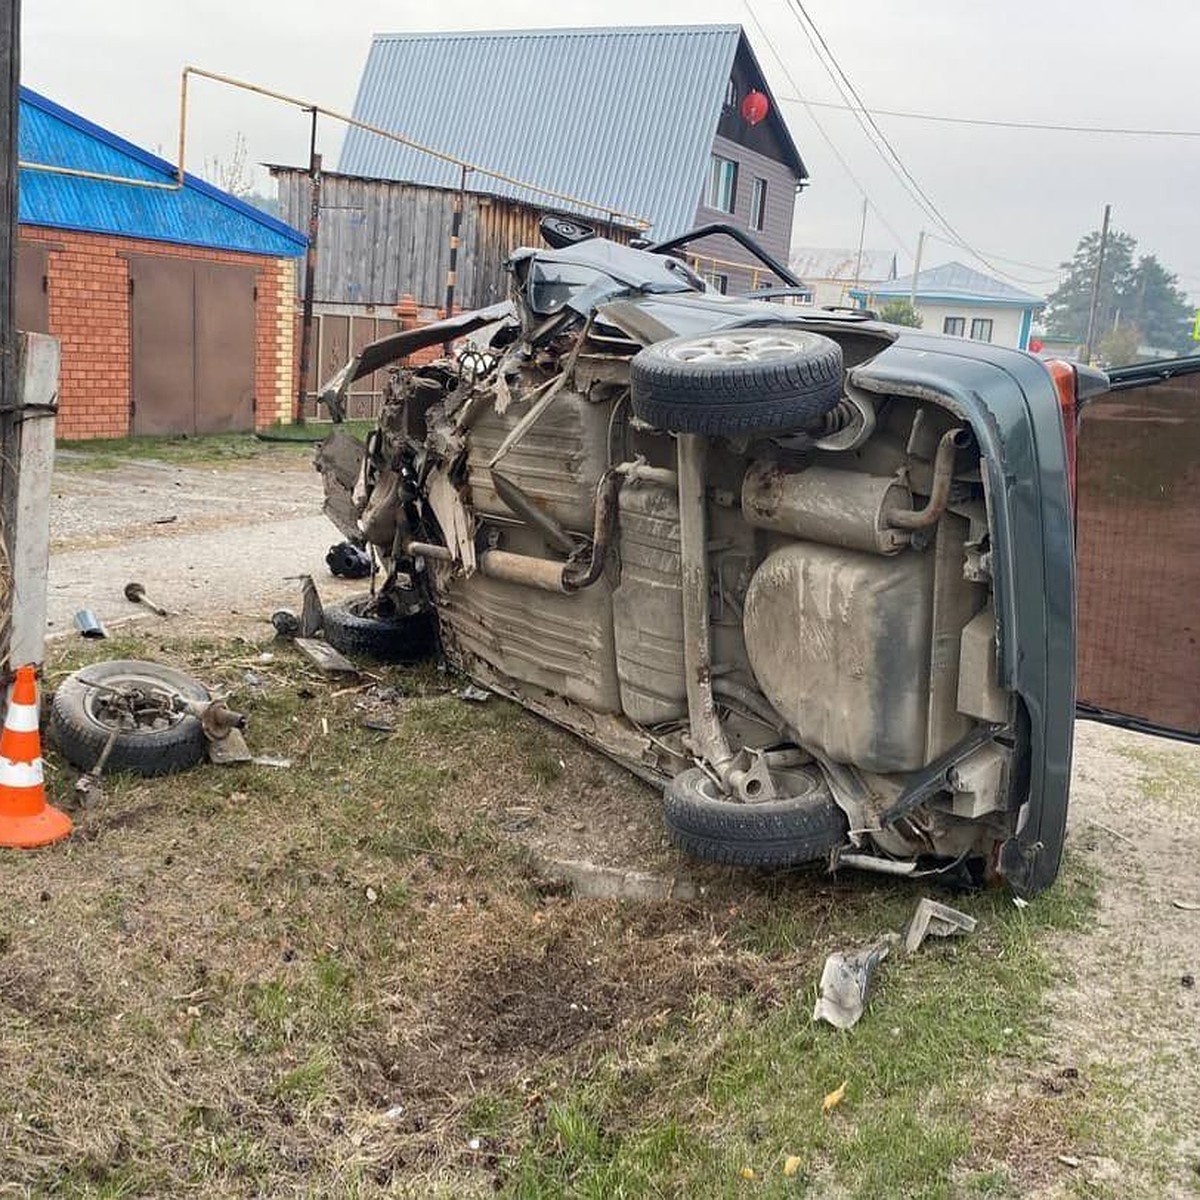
xmin=852 ymin=335 xmax=1075 ymax=895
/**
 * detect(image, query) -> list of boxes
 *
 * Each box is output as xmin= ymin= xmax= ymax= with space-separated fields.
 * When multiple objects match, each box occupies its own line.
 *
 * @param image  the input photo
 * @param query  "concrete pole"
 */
xmin=852 ymin=197 xmax=867 ymax=291
xmin=0 ymin=0 xmax=20 ymax=669
xmin=910 ymin=230 xmax=926 ymax=309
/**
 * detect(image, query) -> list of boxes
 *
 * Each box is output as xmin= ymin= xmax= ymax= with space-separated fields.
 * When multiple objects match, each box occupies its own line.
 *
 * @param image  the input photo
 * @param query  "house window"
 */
xmin=702 ymin=271 xmax=729 ymax=295
xmin=750 ymin=178 xmax=768 ymax=232
xmin=943 ymin=316 xmax=966 ymax=336
xmin=970 ymin=317 xmax=994 ymax=342
xmin=724 ymin=78 xmax=738 ymax=110
xmin=707 ymin=155 xmax=738 ymax=214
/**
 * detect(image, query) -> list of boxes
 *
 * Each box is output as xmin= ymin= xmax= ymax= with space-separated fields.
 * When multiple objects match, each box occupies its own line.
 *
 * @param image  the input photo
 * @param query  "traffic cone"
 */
xmin=0 ymin=666 xmax=72 ymax=848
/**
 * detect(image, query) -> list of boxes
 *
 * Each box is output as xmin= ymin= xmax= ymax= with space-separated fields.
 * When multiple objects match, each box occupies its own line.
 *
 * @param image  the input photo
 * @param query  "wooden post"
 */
xmin=0 ymin=0 xmax=21 ymax=668
xmin=1083 ymin=203 xmax=1112 ymax=366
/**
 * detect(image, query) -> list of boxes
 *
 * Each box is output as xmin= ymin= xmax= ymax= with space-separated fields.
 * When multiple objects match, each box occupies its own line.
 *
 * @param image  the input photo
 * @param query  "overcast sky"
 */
xmin=21 ymin=1 xmax=1200 ymax=301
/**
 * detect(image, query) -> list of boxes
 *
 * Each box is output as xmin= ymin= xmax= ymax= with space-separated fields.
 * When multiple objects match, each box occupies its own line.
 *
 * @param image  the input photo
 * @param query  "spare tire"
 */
xmin=663 ymin=766 xmax=848 ymax=868
xmin=630 ymin=328 xmax=843 ymax=435
xmin=51 ymin=660 xmax=210 ymax=777
xmin=322 ymin=595 xmax=438 ymax=663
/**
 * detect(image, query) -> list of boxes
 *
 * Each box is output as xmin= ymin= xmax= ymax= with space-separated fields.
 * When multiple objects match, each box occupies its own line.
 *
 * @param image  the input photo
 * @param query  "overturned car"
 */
xmin=317 ymin=223 xmax=1083 ymax=896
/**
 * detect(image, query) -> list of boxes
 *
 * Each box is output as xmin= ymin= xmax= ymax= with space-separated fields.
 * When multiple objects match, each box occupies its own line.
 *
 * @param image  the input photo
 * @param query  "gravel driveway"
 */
xmin=47 ymin=450 xmax=361 ymax=638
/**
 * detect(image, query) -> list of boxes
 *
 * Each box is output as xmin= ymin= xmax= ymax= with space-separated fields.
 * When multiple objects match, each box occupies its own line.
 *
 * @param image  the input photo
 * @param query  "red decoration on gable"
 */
xmin=740 ymin=90 xmax=769 ymax=126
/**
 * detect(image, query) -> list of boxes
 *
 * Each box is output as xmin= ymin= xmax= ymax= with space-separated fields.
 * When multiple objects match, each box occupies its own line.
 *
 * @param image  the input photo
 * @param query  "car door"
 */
xmin=1075 ymin=354 xmax=1200 ymax=739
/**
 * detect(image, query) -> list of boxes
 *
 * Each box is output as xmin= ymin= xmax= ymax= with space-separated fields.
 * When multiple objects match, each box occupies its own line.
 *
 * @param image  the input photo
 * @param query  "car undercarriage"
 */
xmin=317 ymin=230 xmax=1077 ymax=895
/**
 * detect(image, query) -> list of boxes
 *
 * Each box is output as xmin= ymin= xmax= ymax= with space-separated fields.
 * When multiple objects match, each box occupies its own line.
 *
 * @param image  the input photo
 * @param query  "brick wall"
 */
xmin=20 ymin=225 xmax=298 ymax=439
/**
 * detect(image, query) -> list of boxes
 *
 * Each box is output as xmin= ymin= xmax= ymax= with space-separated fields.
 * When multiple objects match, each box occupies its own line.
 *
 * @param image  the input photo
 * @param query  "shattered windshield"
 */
xmin=527 ymin=259 xmax=607 ymax=315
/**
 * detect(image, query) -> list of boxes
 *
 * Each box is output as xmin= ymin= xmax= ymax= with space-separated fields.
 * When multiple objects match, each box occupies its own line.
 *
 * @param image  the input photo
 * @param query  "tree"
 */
xmin=1043 ymin=228 xmax=1136 ymax=345
xmin=1044 ymin=226 xmax=1194 ymax=358
xmin=877 ymin=298 xmax=922 ymax=328
xmin=1096 ymin=323 xmax=1139 ymax=367
xmin=204 ymin=131 xmax=252 ymax=198
xmin=1125 ymin=255 xmax=1191 ymax=354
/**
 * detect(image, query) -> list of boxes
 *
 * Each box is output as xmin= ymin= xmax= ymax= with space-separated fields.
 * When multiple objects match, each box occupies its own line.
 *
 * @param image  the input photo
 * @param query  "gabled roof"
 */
xmin=18 ymin=87 xmax=306 ymax=258
xmin=790 ymin=247 xmax=897 ymax=284
xmin=852 ymin=260 xmax=1044 ymax=308
xmin=339 ymin=25 xmax=804 ymax=238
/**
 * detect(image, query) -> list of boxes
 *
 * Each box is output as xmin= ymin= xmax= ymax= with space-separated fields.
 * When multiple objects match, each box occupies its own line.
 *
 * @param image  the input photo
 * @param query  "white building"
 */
xmin=789 ymin=246 xmax=897 ymax=309
xmin=851 ymin=261 xmax=1044 ymax=350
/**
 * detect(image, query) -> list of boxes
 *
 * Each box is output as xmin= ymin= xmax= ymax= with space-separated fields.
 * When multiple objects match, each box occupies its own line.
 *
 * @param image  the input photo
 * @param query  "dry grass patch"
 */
xmin=0 ymin=626 xmax=1102 ymax=1197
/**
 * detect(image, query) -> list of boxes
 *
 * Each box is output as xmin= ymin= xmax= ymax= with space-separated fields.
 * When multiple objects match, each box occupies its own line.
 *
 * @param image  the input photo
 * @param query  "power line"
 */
xmin=741 ymin=0 xmax=913 ymax=256
xmin=923 ymin=232 xmax=1061 ymax=281
xmin=781 ymin=0 xmax=1048 ymax=288
xmin=779 ymin=96 xmax=1200 ymax=139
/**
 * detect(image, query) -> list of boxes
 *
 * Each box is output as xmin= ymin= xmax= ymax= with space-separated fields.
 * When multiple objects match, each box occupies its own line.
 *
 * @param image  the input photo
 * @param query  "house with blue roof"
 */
xmin=338 ymin=25 xmax=808 ymax=295
xmin=850 ymin=261 xmax=1045 ymax=350
xmin=17 ymin=87 xmax=306 ymax=439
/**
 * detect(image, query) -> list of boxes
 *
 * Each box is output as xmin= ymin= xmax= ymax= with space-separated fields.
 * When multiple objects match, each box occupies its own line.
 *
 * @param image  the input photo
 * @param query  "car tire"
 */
xmin=322 ymin=595 xmax=438 ymax=663
xmin=663 ymin=766 xmax=849 ymax=867
xmin=50 ymin=660 xmax=211 ymax=777
xmin=629 ymin=328 xmax=843 ymax=435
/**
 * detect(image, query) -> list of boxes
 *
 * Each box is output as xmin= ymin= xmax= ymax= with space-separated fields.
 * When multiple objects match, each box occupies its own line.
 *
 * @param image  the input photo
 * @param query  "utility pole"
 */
xmin=294 ymin=108 xmax=322 ymax=427
xmin=1083 ymin=203 xmax=1112 ymax=365
xmin=0 ymin=0 xmax=19 ymax=667
xmin=910 ymin=229 xmax=926 ymax=309
xmin=852 ymin=197 xmax=867 ymax=291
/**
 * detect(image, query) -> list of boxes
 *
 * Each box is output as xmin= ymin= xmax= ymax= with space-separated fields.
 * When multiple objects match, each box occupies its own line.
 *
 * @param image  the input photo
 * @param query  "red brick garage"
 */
xmin=17 ymin=87 xmax=305 ymax=440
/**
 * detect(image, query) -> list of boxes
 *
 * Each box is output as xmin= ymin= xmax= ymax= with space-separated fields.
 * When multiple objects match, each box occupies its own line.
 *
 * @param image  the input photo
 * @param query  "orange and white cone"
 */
xmin=0 ymin=665 xmax=72 ymax=848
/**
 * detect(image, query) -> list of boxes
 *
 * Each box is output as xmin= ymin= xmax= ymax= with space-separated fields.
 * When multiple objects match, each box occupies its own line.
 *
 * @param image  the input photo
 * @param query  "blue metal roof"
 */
xmin=18 ymin=88 xmax=306 ymax=258
xmin=852 ymin=261 xmax=1044 ymax=308
xmin=339 ymin=25 xmax=797 ymax=239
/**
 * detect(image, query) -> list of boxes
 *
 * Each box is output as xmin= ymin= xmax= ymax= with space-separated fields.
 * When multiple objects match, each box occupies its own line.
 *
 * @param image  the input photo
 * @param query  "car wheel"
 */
xmin=629 ymin=328 xmax=843 ymax=435
xmin=50 ymin=660 xmax=211 ymax=777
xmin=663 ymin=766 xmax=848 ymax=867
xmin=322 ymin=595 xmax=438 ymax=663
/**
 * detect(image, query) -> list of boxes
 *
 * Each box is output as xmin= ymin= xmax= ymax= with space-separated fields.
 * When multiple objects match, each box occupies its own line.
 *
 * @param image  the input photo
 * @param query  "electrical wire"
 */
xmin=780 ymin=96 xmax=1200 ymax=139
xmin=741 ymin=0 xmax=913 ymax=257
xmin=781 ymin=0 xmax=1050 ymax=288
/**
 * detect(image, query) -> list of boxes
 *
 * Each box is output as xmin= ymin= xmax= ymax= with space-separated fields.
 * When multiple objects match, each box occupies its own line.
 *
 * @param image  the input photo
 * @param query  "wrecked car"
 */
xmin=314 ymin=220 xmax=1134 ymax=897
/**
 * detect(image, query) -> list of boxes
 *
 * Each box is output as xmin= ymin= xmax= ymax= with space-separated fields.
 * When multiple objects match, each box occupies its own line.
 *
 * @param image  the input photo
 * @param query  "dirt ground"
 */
xmin=1040 ymin=721 xmax=1200 ymax=1195
xmin=22 ymin=450 xmax=1200 ymax=1194
xmin=47 ymin=450 xmax=362 ymax=638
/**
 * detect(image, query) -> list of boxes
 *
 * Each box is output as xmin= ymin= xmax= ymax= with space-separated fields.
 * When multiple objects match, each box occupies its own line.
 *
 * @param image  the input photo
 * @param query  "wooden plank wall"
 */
xmin=274 ymin=168 xmax=635 ymax=311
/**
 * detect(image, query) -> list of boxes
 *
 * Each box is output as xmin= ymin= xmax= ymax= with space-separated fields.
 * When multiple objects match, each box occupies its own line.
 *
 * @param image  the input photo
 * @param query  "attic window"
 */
xmin=725 ymin=78 xmax=738 ymax=110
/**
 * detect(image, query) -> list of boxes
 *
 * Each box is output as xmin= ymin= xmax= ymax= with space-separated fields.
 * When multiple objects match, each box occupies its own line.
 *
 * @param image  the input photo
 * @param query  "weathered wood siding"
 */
xmin=274 ymin=168 xmax=634 ymax=311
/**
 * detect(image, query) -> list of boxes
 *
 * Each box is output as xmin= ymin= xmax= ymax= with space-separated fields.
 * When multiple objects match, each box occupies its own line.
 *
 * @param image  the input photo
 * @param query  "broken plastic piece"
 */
xmin=73 ymin=609 xmax=106 ymax=639
xmin=812 ymin=936 xmax=894 ymax=1029
xmin=903 ymin=897 xmax=978 ymax=954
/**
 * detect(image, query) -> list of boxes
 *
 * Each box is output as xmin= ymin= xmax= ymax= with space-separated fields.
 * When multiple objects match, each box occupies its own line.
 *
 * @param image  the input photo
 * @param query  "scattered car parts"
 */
xmin=326 ymin=540 xmax=372 ymax=579
xmin=73 ymin=609 xmax=106 ymax=639
xmin=812 ymin=937 xmax=895 ymax=1030
xmin=124 ymin=580 xmax=169 ymax=617
xmin=51 ymin=660 xmax=212 ymax=777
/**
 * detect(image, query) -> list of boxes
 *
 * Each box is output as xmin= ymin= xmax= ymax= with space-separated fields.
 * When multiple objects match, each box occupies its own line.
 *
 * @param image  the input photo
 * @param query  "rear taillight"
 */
xmin=1046 ymin=359 xmax=1078 ymax=507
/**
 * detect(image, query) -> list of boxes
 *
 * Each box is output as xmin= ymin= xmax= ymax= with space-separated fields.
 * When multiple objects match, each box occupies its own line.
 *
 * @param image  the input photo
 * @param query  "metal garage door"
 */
xmin=16 ymin=242 xmax=49 ymax=335
xmin=129 ymin=255 xmax=256 ymax=436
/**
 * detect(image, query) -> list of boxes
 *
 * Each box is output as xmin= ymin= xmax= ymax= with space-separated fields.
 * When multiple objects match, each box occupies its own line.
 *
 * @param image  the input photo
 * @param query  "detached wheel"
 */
xmin=322 ymin=595 xmax=438 ymax=663
xmin=50 ymin=660 xmax=210 ymax=777
xmin=630 ymin=328 xmax=843 ymax=435
xmin=663 ymin=767 xmax=848 ymax=867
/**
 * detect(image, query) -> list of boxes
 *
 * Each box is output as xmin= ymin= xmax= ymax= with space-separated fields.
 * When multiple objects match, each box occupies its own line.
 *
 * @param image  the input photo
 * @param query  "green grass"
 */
xmin=55 ymin=421 xmax=376 ymax=470
xmin=3 ymin=626 xmax=1116 ymax=1197
xmin=497 ymin=864 xmax=1098 ymax=1199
